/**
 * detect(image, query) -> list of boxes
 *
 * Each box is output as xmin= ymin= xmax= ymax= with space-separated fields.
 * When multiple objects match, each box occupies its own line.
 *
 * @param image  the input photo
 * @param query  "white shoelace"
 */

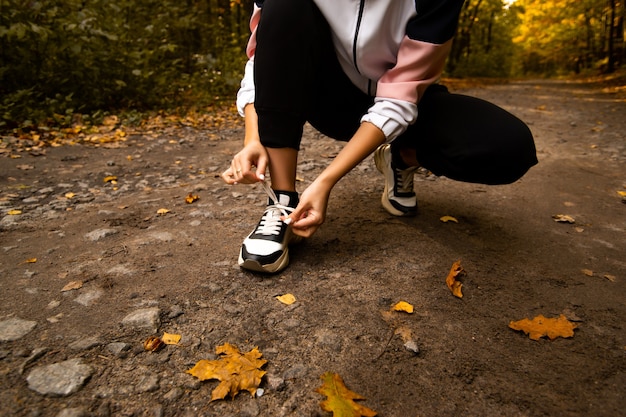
xmin=254 ymin=182 xmax=295 ymax=236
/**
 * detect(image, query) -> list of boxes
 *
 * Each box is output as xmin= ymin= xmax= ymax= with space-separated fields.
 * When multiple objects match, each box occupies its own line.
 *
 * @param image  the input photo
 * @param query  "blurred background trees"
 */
xmin=1 ymin=0 xmax=624 ymax=129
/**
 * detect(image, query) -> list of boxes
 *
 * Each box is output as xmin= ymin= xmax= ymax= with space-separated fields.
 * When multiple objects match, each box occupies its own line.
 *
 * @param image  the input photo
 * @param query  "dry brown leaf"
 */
xmin=552 ymin=214 xmax=575 ymax=223
xmin=445 ymin=260 xmax=464 ymax=298
xmin=7 ymin=209 xmax=22 ymax=215
xmin=186 ymin=343 xmax=266 ymax=401
xmin=581 ymin=269 xmax=594 ymax=277
xmin=509 ymin=314 xmax=578 ymax=341
xmin=61 ymin=281 xmax=83 ymax=292
xmin=23 ymin=258 xmax=37 ymax=264
xmin=156 ymin=208 xmax=170 ymax=215
xmin=103 ymin=175 xmax=117 ymax=183
xmin=603 ymin=274 xmax=616 ymax=282
xmin=144 ymin=336 xmax=165 ymax=352
xmin=316 ymin=372 xmax=377 ymax=417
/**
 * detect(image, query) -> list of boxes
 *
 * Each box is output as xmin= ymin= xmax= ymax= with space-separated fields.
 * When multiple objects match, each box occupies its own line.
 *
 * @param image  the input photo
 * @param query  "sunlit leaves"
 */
xmin=445 ymin=260 xmax=465 ymax=299
xmin=316 ymin=372 xmax=377 ymax=417
xmin=187 ymin=343 xmax=267 ymax=401
xmin=509 ymin=314 xmax=578 ymax=341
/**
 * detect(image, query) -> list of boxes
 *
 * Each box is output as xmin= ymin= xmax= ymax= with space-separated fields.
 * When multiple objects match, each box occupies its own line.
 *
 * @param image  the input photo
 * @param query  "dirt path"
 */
xmin=1 ymin=79 xmax=625 ymax=417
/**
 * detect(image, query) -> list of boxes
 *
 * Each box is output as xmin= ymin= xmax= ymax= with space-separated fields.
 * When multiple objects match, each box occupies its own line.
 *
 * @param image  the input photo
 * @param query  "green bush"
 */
xmin=0 ymin=0 xmax=251 ymax=129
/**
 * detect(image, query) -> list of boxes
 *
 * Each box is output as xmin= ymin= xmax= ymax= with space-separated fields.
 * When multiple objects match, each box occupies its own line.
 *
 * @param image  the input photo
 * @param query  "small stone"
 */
xmin=121 ymin=307 xmax=161 ymax=332
xmin=56 ymin=408 xmax=87 ymax=417
xmin=68 ymin=336 xmax=103 ymax=351
xmin=106 ymin=342 xmax=130 ymax=356
xmin=135 ymin=370 xmax=160 ymax=393
xmin=84 ymin=228 xmax=118 ymax=241
xmin=163 ymin=387 xmax=184 ymax=402
xmin=73 ymin=288 xmax=104 ymax=307
xmin=403 ymin=340 xmax=420 ymax=355
xmin=26 ymin=358 xmax=93 ymax=396
xmin=0 ymin=317 xmax=37 ymax=342
xmin=265 ymin=374 xmax=286 ymax=391
xmin=167 ymin=305 xmax=184 ymax=319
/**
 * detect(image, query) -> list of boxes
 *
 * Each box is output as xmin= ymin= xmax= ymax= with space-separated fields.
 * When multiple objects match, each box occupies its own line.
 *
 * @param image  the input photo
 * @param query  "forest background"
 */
xmin=0 ymin=0 xmax=624 ymax=132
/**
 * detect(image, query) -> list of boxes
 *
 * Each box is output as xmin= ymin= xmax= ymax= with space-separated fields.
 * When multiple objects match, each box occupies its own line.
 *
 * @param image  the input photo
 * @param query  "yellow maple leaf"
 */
xmin=445 ymin=260 xmax=464 ymax=298
xmin=392 ymin=301 xmax=414 ymax=314
xmin=103 ymin=175 xmax=118 ymax=183
xmin=157 ymin=208 xmax=170 ymax=215
xmin=509 ymin=314 xmax=578 ymax=341
xmin=316 ymin=372 xmax=377 ymax=417
xmin=186 ymin=343 xmax=267 ymax=401
xmin=8 ymin=209 xmax=22 ymax=215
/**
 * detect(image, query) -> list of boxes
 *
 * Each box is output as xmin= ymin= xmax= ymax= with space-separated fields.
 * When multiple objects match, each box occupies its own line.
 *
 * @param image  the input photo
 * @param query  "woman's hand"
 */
xmin=221 ymin=141 xmax=268 ymax=185
xmin=285 ymin=179 xmax=332 ymax=238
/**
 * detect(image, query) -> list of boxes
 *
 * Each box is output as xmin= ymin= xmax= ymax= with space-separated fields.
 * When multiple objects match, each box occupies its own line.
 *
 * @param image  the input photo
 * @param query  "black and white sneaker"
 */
xmin=374 ymin=144 xmax=419 ymax=217
xmin=238 ymin=183 xmax=300 ymax=273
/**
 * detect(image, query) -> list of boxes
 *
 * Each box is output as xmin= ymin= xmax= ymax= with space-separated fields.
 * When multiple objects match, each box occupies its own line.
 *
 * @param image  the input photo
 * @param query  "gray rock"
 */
xmin=84 ymin=228 xmax=118 ymax=241
xmin=121 ymin=307 xmax=161 ymax=332
xmin=135 ymin=370 xmax=160 ymax=393
xmin=106 ymin=342 xmax=130 ymax=356
xmin=0 ymin=317 xmax=37 ymax=341
xmin=68 ymin=336 xmax=103 ymax=351
xmin=56 ymin=408 xmax=87 ymax=417
xmin=163 ymin=387 xmax=184 ymax=402
xmin=73 ymin=288 xmax=104 ymax=307
xmin=26 ymin=358 xmax=93 ymax=396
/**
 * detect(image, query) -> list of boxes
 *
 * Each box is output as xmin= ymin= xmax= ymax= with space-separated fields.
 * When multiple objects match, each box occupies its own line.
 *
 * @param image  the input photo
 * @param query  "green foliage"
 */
xmin=0 ymin=0 xmax=252 ymax=128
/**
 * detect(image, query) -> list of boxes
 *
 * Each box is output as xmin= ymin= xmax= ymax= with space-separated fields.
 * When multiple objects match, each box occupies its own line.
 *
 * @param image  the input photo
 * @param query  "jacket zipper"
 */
xmin=352 ymin=0 xmax=365 ymax=75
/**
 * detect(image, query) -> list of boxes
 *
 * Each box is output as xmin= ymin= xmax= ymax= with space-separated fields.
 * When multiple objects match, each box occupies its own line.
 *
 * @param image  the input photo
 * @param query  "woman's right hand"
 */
xmin=221 ymin=141 xmax=268 ymax=185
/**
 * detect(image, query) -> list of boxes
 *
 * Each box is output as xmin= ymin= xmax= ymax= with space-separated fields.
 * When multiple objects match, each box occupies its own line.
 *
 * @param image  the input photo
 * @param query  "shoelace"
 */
xmin=253 ymin=182 xmax=295 ymax=236
xmin=394 ymin=165 xmax=418 ymax=193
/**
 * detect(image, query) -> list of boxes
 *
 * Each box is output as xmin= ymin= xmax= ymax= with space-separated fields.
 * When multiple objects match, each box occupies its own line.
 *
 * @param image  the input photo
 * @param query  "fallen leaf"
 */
xmin=61 ymin=281 xmax=83 ymax=292
xmin=144 ymin=336 xmax=165 ymax=352
xmin=276 ymin=293 xmax=296 ymax=305
xmin=7 ymin=209 xmax=22 ymax=215
xmin=445 ymin=260 xmax=464 ymax=298
xmin=187 ymin=343 xmax=267 ymax=401
xmin=23 ymin=258 xmax=37 ymax=264
xmin=316 ymin=372 xmax=377 ymax=417
xmin=162 ymin=332 xmax=182 ymax=345
xmin=509 ymin=314 xmax=578 ymax=341
xmin=617 ymin=191 xmax=626 ymax=198
xmin=65 ymin=192 xmax=75 ymax=199
xmin=185 ymin=193 xmax=199 ymax=204
xmin=16 ymin=164 xmax=34 ymax=170
xmin=440 ymin=215 xmax=459 ymax=223
xmin=157 ymin=208 xmax=170 ymax=215
xmin=581 ymin=269 xmax=594 ymax=277
xmin=392 ymin=301 xmax=414 ymax=314
xmin=552 ymin=214 xmax=575 ymax=223
xmin=603 ymin=274 xmax=616 ymax=282
xmin=103 ymin=175 xmax=118 ymax=183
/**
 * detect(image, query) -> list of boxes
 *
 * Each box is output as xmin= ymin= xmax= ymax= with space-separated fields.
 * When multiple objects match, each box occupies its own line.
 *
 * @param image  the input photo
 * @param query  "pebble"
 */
xmin=0 ymin=317 xmax=37 ymax=341
xmin=68 ymin=336 xmax=103 ymax=351
xmin=73 ymin=288 xmax=104 ymax=307
xmin=121 ymin=307 xmax=161 ymax=332
xmin=56 ymin=408 xmax=87 ymax=417
xmin=26 ymin=358 xmax=93 ymax=396
xmin=84 ymin=228 xmax=118 ymax=241
xmin=106 ymin=342 xmax=130 ymax=357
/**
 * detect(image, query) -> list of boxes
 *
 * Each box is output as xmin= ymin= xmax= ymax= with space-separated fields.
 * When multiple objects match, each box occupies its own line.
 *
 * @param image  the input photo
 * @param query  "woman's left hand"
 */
xmin=285 ymin=180 xmax=331 ymax=238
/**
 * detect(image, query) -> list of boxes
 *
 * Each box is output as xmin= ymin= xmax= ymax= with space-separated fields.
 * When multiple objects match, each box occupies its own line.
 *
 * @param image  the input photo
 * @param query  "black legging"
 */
xmin=253 ymin=0 xmax=537 ymax=185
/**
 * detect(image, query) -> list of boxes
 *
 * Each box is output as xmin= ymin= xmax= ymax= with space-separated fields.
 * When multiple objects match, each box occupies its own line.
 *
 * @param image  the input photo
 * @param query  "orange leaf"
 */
xmin=316 ymin=372 xmax=377 ymax=417
xmin=445 ymin=260 xmax=464 ymax=298
xmin=185 ymin=193 xmax=199 ymax=204
xmin=186 ymin=343 xmax=266 ymax=401
xmin=509 ymin=314 xmax=578 ymax=341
